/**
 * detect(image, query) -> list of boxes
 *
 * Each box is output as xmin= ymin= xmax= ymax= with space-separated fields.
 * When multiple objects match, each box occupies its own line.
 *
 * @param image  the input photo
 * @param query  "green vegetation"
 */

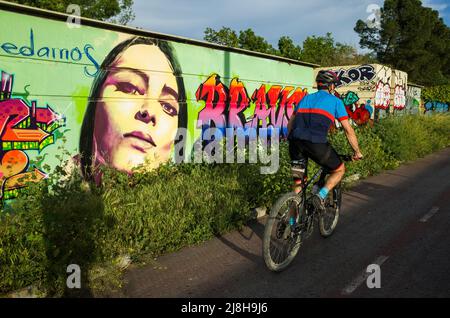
xmin=422 ymin=85 xmax=450 ymax=104
xmin=204 ymin=28 xmax=375 ymax=66
xmin=5 ymin=0 xmax=135 ymax=25
xmin=354 ymin=0 xmax=450 ymax=86
xmin=1 ymin=114 xmax=450 ymax=297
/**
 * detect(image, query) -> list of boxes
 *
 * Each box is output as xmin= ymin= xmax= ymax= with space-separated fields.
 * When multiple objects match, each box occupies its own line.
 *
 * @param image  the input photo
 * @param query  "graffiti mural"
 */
xmin=406 ymin=85 xmax=422 ymax=114
xmin=0 ymin=70 xmax=65 ymax=200
xmin=334 ymin=65 xmax=376 ymax=88
xmin=79 ymin=36 xmax=187 ymax=175
xmin=334 ymin=90 xmax=373 ymax=126
xmin=374 ymin=65 xmax=391 ymax=111
xmin=374 ymin=81 xmax=391 ymax=110
xmin=316 ymin=64 xmax=397 ymax=124
xmin=195 ymin=74 xmax=308 ymax=139
xmin=315 ymin=65 xmax=412 ymax=121
xmin=424 ymin=101 xmax=449 ymax=113
xmin=0 ymin=4 xmax=315 ymax=199
xmin=358 ymin=80 xmax=377 ymax=92
xmin=392 ymin=70 xmax=407 ymax=110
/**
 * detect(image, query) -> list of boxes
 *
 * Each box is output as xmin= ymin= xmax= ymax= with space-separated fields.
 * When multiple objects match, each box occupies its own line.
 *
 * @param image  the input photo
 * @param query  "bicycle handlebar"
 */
xmin=338 ymin=154 xmax=361 ymax=162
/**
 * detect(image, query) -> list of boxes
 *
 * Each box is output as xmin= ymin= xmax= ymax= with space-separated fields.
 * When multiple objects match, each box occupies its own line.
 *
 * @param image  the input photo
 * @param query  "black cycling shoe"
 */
xmin=311 ymin=194 xmax=326 ymax=213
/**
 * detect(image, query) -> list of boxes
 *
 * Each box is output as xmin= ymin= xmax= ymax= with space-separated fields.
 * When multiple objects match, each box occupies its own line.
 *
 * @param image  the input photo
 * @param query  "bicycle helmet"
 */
xmin=315 ymin=70 xmax=339 ymax=87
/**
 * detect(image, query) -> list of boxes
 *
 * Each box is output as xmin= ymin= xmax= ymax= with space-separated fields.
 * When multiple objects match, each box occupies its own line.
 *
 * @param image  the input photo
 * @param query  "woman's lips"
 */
xmin=123 ymin=131 xmax=157 ymax=152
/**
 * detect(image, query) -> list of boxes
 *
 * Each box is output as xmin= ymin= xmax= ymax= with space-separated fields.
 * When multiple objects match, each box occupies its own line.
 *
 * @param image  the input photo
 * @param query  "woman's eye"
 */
xmin=115 ymin=82 xmax=143 ymax=95
xmin=161 ymin=102 xmax=178 ymax=116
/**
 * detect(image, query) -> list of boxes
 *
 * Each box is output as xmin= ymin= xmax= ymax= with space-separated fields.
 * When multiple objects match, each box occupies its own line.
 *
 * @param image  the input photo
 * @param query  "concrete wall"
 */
xmin=406 ymin=84 xmax=422 ymax=114
xmin=0 ymin=3 xmax=315 ymax=200
xmin=315 ymin=64 xmax=411 ymax=124
xmin=392 ymin=69 xmax=408 ymax=112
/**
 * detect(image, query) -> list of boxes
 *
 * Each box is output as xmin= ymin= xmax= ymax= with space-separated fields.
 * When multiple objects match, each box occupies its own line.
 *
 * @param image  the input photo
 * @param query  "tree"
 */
xmin=334 ymin=43 xmax=377 ymax=65
xmin=278 ymin=36 xmax=302 ymax=60
xmin=299 ymin=33 xmax=336 ymax=65
xmin=354 ymin=0 xmax=450 ymax=86
xmin=204 ymin=27 xmax=239 ymax=47
xmin=203 ymin=26 xmax=278 ymax=55
xmin=6 ymin=0 xmax=135 ymax=25
xmin=299 ymin=32 xmax=375 ymax=66
xmin=422 ymin=85 xmax=450 ymax=103
xmin=204 ymin=27 xmax=375 ymax=66
xmin=238 ymin=28 xmax=278 ymax=55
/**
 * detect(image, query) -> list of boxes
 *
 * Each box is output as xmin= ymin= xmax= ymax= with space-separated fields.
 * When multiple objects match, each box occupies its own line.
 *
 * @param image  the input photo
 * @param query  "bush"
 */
xmin=1 ymin=113 xmax=449 ymax=296
xmin=422 ymin=85 xmax=450 ymax=104
xmin=374 ymin=114 xmax=450 ymax=161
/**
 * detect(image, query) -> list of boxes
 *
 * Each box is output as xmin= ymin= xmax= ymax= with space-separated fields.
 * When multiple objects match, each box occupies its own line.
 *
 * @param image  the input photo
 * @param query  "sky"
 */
xmin=129 ymin=0 xmax=450 ymax=52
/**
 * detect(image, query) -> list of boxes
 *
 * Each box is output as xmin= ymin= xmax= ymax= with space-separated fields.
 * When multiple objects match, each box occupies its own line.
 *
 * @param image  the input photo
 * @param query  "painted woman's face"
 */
xmin=93 ymin=44 xmax=180 ymax=172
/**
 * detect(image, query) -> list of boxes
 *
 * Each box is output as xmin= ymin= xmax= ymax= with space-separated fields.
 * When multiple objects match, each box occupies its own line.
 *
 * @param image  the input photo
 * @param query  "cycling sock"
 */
xmin=289 ymin=216 xmax=296 ymax=226
xmin=318 ymin=187 xmax=329 ymax=200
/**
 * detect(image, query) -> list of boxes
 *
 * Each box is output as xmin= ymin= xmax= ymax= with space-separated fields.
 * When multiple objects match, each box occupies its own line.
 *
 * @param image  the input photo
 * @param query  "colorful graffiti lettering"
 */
xmin=341 ymin=91 xmax=359 ymax=106
xmin=0 ymin=29 xmax=100 ymax=77
xmin=372 ymin=66 xmax=392 ymax=118
xmin=392 ymin=70 xmax=407 ymax=110
xmin=196 ymin=74 xmax=307 ymax=138
xmin=357 ymin=80 xmax=377 ymax=92
xmin=334 ymin=65 xmax=376 ymax=88
xmin=406 ymin=86 xmax=421 ymax=114
xmin=424 ymin=101 xmax=449 ymax=113
xmin=393 ymin=85 xmax=406 ymax=110
xmin=335 ymin=91 xmax=373 ymax=126
xmin=374 ymin=81 xmax=390 ymax=110
xmin=0 ymin=70 xmax=65 ymax=200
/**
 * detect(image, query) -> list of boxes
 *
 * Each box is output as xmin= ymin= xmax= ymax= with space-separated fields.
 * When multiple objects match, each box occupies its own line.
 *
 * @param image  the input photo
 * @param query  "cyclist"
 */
xmin=287 ymin=70 xmax=363 ymax=218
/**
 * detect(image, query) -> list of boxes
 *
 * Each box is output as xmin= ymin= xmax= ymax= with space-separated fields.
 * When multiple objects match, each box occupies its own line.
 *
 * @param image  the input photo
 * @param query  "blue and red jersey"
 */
xmin=289 ymin=90 xmax=349 ymax=143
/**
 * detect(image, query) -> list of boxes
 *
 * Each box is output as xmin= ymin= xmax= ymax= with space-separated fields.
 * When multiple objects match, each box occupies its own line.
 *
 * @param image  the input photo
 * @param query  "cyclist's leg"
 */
xmin=320 ymin=144 xmax=345 ymax=193
xmin=288 ymin=139 xmax=308 ymax=194
xmin=324 ymin=162 xmax=345 ymax=193
xmin=297 ymin=141 xmax=344 ymax=200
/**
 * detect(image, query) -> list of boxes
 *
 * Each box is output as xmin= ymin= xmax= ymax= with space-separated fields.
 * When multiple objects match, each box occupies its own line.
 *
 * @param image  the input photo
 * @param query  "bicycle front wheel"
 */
xmin=319 ymin=182 xmax=341 ymax=237
xmin=263 ymin=192 xmax=303 ymax=272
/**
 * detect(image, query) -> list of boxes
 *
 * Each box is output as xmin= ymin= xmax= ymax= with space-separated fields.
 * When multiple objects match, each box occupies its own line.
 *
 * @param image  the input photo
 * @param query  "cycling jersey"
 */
xmin=289 ymin=90 xmax=349 ymax=143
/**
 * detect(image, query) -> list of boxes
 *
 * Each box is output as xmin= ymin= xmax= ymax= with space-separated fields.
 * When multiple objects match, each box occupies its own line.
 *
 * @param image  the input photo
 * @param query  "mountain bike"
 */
xmin=262 ymin=154 xmax=354 ymax=272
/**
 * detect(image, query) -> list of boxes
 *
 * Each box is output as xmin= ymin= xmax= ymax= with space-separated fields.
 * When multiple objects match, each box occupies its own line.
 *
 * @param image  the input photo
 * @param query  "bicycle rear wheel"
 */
xmin=319 ymin=182 xmax=341 ymax=237
xmin=263 ymin=192 xmax=303 ymax=272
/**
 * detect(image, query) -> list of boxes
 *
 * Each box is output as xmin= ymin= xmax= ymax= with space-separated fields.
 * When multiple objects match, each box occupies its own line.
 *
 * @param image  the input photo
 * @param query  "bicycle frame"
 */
xmin=297 ymin=163 xmax=342 ymax=215
xmin=299 ymin=164 xmax=327 ymax=202
xmin=299 ymin=153 xmax=352 ymax=205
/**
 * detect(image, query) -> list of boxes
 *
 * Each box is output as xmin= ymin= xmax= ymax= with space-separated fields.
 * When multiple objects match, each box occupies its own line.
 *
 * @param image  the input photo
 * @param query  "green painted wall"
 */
xmin=0 ymin=6 xmax=314 ymax=200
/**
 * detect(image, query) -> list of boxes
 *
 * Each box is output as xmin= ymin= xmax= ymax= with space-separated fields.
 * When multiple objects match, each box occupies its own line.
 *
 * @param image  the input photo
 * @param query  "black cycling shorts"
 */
xmin=289 ymin=139 xmax=343 ymax=172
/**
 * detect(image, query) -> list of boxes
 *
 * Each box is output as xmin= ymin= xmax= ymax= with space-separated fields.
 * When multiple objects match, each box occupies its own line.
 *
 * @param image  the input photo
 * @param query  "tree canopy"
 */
xmin=6 ymin=0 xmax=135 ymax=25
xmin=204 ymin=27 xmax=278 ymax=55
xmin=204 ymin=27 xmax=375 ymax=66
xmin=354 ymin=0 xmax=450 ymax=86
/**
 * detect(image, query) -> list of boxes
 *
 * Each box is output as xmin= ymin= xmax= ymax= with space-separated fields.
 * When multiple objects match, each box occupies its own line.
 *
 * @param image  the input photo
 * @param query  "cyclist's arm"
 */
xmin=340 ymin=119 xmax=363 ymax=159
